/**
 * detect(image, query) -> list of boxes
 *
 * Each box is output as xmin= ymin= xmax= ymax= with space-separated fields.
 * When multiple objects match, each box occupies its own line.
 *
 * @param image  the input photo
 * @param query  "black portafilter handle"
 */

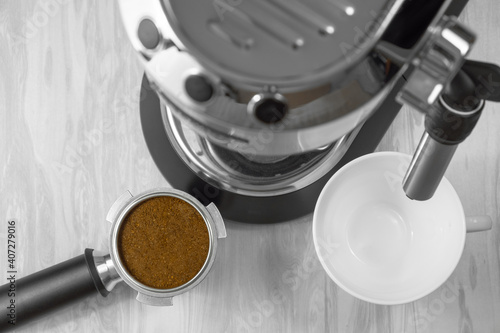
xmin=403 ymin=60 xmax=500 ymax=200
xmin=0 ymin=249 xmax=110 ymax=332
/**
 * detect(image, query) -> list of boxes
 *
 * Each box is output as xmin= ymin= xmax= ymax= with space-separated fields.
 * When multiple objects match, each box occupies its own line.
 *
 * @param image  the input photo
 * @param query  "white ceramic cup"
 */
xmin=313 ymin=152 xmax=492 ymax=305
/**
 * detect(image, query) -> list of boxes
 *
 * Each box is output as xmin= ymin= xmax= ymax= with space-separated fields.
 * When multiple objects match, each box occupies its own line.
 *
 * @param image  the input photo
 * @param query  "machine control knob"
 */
xmin=185 ymin=74 xmax=214 ymax=103
xmin=138 ymin=18 xmax=160 ymax=50
xmin=248 ymin=93 xmax=288 ymax=124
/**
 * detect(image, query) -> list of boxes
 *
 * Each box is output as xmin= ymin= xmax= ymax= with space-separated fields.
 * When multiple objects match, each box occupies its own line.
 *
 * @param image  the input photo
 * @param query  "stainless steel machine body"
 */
xmin=117 ymin=0 xmax=496 ymax=212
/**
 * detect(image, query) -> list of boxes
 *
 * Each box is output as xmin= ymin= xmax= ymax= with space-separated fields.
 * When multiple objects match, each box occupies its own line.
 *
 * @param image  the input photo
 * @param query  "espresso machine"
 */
xmin=118 ymin=0 xmax=500 ymax=223
xmin=7 ymin=1 xmax=500 ymax=331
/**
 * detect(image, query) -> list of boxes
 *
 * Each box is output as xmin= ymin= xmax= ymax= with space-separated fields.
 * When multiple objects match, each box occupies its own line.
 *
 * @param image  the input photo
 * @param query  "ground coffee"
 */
xmin=118 ymin=196 xmax=210 ymax=289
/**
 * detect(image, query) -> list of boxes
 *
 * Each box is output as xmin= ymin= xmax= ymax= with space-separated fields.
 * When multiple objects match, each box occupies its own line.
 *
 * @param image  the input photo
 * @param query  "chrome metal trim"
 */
xmin=162 ymin=103 xmax=363 ymax=196
xmin=92 ymin=251 xmax=122 ymax=293
xmin=397 ymin=16 xmax=476 ymax=112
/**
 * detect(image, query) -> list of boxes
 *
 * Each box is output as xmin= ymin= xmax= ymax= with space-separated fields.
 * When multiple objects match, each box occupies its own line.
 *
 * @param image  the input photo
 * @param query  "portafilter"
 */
xmin=0 ymin=188 xmax=227 ymax=331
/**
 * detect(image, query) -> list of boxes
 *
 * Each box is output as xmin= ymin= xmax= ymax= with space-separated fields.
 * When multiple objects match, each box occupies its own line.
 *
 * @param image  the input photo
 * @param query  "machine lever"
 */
xmin=461 ymin=60 xmax=500 ymax=102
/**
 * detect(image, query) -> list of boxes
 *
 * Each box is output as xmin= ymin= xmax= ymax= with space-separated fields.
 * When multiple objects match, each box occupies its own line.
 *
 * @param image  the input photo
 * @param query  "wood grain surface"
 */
xmin=1 ymin=0 xmax=499 ymax=332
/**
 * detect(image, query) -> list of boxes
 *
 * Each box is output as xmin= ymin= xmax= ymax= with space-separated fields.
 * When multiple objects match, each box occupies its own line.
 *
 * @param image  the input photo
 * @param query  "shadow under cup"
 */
xmin=313 ymin=152 xmax=467 ymax=305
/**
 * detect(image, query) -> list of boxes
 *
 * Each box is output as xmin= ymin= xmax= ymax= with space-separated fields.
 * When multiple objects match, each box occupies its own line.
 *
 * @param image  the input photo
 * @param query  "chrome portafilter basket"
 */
xmin=0 ymin=188 xmax=227 ymax=331
xmin=107 ymin=188 xmax=226 ymax=306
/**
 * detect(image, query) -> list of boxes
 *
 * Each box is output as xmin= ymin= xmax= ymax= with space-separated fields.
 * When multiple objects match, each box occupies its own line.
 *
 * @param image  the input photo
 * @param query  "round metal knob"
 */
xmin=137 ymin=18 xmax=160 ymax=50
xmin=185 ymin=75 xmax=214 ymax=103
xmin=248 ymin=93 xmax=288 ymax=124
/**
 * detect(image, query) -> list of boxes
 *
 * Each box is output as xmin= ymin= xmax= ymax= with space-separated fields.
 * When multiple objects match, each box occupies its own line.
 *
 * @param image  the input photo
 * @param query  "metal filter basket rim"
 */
xmin=108 ymin=188 xmax=219 ymax=300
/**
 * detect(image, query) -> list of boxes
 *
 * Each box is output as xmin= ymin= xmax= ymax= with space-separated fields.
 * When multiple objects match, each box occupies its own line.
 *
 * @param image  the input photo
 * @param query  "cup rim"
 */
xmin=312 ymin=151 xmax=466 ymax=305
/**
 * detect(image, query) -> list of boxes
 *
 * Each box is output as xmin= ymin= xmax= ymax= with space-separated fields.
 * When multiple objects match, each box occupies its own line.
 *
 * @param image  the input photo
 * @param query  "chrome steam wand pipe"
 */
xmin=403 ymin=132 xmax=459 ymax=200
xmin=403 ymin=96 xmax=483 ymax=200
xmin=403 ymin=58 xmax=500 ymax=200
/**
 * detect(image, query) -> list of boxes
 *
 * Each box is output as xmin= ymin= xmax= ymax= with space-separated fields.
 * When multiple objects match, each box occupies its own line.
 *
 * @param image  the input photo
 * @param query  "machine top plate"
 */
xmin=161 ymin=0 xmax=399 ymax=87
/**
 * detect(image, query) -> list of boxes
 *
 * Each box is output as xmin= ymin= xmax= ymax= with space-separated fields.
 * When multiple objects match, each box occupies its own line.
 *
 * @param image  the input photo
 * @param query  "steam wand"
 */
xmin=403 ymin=60 xmax=500 ymax=200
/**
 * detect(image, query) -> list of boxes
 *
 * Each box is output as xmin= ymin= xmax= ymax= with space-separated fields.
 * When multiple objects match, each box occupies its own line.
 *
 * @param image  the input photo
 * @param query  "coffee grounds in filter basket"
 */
xmin=118 ymin=196 xmax=210 ymax=289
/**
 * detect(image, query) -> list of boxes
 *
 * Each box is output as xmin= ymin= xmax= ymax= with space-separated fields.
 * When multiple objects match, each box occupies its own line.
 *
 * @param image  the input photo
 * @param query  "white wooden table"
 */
xmin=1 ymin=1 xmax=499 ymax=332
